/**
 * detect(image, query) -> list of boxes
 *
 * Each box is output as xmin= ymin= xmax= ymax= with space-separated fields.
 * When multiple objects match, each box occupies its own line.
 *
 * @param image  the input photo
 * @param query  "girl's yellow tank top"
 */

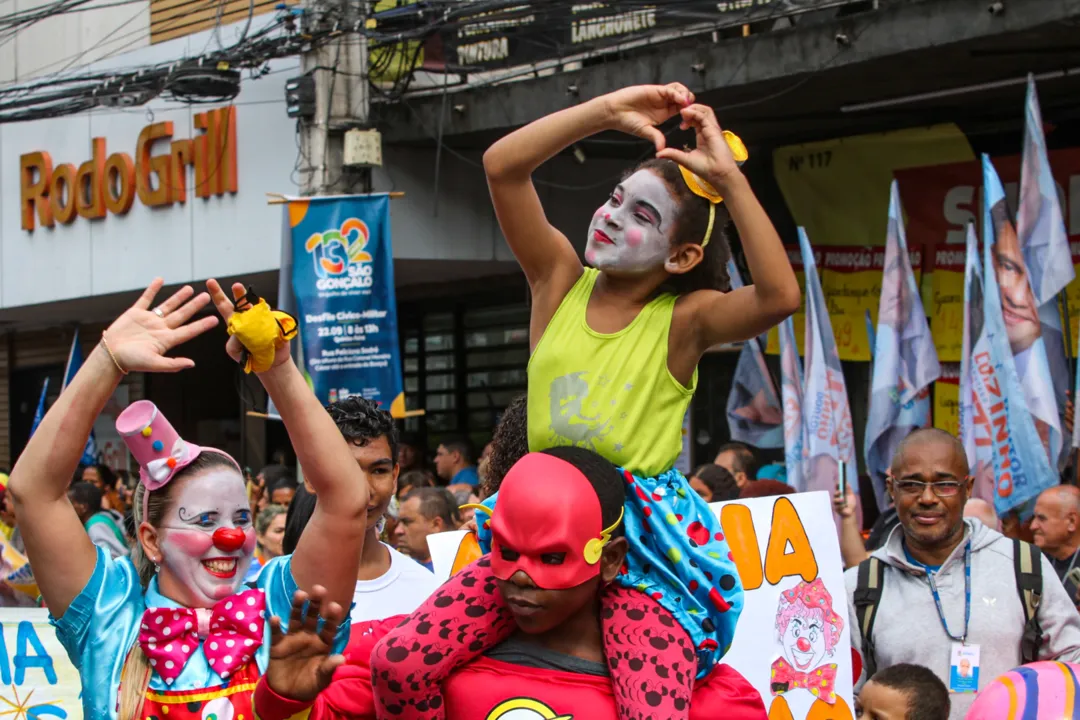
xmin=527 ymin=268 xmax=696 ymax=477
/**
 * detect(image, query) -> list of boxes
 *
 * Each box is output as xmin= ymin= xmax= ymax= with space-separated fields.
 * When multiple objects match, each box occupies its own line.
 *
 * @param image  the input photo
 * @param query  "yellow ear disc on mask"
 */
xmin=227 ymin=299 xmax=299 ymax=374
xmin=584 ymin=538 xmax=605 ymax=566
xmin=582 ymin=507 xmax=624 ymax=566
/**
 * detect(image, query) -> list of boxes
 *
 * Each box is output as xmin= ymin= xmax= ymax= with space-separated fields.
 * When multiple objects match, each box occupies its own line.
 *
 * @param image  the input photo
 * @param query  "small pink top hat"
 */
xmin=116 ymin=400 xmax=208 ymax=491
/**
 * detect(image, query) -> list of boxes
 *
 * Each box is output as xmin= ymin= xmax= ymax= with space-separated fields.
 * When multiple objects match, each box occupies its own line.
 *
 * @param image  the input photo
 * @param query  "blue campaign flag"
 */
xmin=289 ymin=195 xmax=406 ymax=415
xmin=799 ymin=228 xmax=858 ymax=499
xmin=979 ymin=155 xmax=1058 ymax=514
xmin=724 ymin=259 xmax=783 ymax=448
xmin=959 ymin=223 xmax=998 ymax=504
xmin=64 ymin=329 xmax=98 ymax=465
xmin=778 ymin=316 xmax=806 ymax=492
xmin=864 ymin=182 xmax=941 ymax=509
xmin=1018 ymin=75 xmax=1073 ymax=455
xmin=984 ymin=156 xmax=1063 ymax=470
xmin=28 ymin=378 xmax=48 ymax=439
xmin=1018 ymin=75 xmax=1074 ymax=305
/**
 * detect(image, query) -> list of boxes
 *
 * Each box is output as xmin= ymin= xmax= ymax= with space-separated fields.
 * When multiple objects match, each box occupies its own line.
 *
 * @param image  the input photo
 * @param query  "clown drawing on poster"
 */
xmin=770 ymin=578 xmax=843 ymax=706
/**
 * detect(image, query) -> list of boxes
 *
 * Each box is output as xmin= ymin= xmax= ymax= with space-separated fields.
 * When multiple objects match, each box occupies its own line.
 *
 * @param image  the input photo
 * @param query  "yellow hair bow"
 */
xmin=678 ymin=130 xmax=748 ymax=248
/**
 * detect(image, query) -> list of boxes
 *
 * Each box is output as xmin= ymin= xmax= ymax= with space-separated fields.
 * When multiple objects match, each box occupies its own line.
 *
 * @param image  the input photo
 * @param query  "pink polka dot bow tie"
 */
xmin=138 ymin=587 xmax=266 ymax=684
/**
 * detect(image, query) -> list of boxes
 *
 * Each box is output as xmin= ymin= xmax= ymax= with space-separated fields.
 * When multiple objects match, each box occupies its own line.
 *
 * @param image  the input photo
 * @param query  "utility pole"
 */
xmin=298 ymin=0 xmax=370 ymax=196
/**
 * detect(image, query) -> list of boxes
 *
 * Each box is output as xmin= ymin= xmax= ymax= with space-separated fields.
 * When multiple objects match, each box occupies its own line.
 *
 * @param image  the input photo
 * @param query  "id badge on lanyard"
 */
xmin=927 ymin=542 xmax=979 ymax=694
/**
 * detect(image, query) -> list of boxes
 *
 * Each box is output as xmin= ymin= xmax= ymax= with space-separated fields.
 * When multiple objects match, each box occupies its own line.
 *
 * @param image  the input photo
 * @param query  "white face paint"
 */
xmin=156 ymin=467 xmax=256 ymax=607
xmin=585 ymin=169 xmax=679 ymax=274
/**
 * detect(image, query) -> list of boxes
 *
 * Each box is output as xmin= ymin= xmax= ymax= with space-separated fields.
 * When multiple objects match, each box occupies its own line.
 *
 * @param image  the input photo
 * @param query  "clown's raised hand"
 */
xmin=104 ymin=278 xmax=218 ymax=373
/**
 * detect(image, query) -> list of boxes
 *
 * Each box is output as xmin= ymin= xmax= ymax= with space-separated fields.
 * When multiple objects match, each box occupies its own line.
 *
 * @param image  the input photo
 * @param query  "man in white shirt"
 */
xmin=323 ymin=397 xmax=440 ymax=622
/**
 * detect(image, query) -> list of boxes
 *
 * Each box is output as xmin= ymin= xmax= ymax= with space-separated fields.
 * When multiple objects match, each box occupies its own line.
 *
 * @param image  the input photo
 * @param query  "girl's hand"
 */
xmin=602 ymin=83 xmax=694 ymax=151
xmin=206 ymin=279 xmax=293 ymax=371
xmin=656 ymin=104 xmax=743 ymax=190
xmin=103 ymin=279 xmax=218 ymax=373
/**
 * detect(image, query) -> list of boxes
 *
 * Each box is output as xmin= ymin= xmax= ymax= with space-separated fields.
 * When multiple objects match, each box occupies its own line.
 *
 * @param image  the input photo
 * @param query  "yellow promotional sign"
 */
xmin=930 ymin=248 xmax=966 ymax=363
xmin=934 ymin=364 xmax=961 ymax=435
xmin=766 ymin=245 xmax=921 ymax=362
xmin=773 ymin=125 xmax=975 ymax=247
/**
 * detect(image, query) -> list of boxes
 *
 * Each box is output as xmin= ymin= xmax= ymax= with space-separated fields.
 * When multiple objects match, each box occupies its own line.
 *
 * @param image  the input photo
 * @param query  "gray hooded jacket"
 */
xmin=845 ymin=519 xmax=1080 ymax=719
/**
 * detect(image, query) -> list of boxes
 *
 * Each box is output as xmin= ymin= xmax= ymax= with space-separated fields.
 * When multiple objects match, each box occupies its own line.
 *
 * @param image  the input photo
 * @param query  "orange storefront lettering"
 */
xmin=19 ymin=107 xmax=238 ymax=231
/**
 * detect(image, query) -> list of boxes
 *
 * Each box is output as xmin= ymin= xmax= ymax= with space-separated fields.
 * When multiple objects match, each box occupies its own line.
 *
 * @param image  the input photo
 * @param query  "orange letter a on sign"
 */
xmin=764 ymin=497 xmax=818 ymax=586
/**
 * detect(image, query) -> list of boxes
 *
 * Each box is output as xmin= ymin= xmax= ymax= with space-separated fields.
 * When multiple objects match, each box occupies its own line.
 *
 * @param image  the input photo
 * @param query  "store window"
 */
xmin=400 ymin=303 xmax=529 ymax=454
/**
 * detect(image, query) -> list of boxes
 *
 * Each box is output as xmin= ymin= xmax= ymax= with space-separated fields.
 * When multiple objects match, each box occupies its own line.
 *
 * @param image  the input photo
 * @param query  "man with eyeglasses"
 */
xmin=1031 ymin=485 xmax=1080 ymax=606
xmin=845 ymin=428 xmax=1080 ymax=720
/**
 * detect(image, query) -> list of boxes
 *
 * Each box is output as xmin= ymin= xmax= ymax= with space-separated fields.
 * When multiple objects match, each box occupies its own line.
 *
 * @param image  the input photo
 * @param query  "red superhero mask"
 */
xmin=483 ymin=453 xmax=622 ymax=591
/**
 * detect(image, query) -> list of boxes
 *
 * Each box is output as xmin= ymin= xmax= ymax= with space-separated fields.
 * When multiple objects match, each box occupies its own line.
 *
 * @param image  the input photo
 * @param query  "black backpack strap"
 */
xmin=852 ymin=556 xmax=885 ymax=680
xmin=1014 ymin=538 xmax=1044 ymax=664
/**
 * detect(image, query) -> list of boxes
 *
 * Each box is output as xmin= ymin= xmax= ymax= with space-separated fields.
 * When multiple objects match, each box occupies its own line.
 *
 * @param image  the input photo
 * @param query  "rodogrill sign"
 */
xmin=19 ymin=106 xmax=237 ymax=232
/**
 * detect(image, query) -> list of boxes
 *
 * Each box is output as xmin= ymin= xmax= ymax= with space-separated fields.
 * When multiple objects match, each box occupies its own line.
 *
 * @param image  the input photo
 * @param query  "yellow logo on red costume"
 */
xmin=485 ymin=698 xmax=574 ymax=720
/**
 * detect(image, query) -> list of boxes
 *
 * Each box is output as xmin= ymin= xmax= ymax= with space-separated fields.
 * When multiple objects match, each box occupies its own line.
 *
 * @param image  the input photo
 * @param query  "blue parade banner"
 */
xmin=980 ymin=156 xmax=1057 ymax=514
xmin=288 ymin=194 xmax=406 ymax=416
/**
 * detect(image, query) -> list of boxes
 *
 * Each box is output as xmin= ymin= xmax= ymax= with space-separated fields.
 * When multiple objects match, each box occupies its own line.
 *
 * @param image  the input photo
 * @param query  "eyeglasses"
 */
xmin=893 ymin=480 xmax=964 ymax=498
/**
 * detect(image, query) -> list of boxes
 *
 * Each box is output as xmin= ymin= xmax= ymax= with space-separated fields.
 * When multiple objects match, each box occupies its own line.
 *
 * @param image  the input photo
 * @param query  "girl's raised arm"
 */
xmin=484 ymin=83 xmax=694 ymax=344
xmin=660 ymin=104 xmax=801 ymax=359
xmin=8 ymin=281 xmax=218 ymax=617
xmin=207 ymin=280 xmax=368 ymax=610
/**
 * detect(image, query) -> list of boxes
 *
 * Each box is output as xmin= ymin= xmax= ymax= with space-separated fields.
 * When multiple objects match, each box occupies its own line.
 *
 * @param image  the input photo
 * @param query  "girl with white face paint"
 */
xmin=8 ymin=278 xmax=370 ymax=720
xmin=370 ymin=85 xmax=802 ymax=720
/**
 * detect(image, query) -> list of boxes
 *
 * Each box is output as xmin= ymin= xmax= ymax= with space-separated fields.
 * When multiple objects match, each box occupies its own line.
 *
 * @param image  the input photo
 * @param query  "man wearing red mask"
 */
xmin=251 ymin=448 xmax=765 ymax=720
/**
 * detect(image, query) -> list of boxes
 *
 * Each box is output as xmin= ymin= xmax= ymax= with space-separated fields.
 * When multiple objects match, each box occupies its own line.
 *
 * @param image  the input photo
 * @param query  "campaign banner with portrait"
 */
xmin=426 ymin=492 xmax=853 ymax=720
xmin=288 ymin=195 xmax=406 ymax=417
xmin=895 ymin=147 xmax=1080 ymax=358
xmin=0 ymin=609 xmax=82 ymax=719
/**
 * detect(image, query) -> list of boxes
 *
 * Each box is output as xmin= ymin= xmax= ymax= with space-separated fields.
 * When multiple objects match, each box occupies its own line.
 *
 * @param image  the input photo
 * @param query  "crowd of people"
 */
xmin=0 ymin=81 xmax=1075 ymax=720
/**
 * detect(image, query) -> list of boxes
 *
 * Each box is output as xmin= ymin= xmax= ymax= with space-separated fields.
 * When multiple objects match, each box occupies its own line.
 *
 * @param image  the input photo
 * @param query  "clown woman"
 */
xmin=7 ymin=279 xmax=370 ymax=720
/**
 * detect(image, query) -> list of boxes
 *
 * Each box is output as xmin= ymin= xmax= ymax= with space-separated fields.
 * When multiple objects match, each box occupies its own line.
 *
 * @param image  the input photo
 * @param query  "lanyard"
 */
xmin=926 ymin=542 xmax=971 ymax=644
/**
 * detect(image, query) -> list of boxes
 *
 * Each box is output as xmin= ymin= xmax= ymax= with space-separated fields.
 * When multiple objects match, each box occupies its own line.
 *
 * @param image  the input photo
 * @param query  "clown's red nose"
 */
xmin=213 ymin=527 xmax=246 ymax=553
xmin=797 ymin=637 xmax=812 ymax=653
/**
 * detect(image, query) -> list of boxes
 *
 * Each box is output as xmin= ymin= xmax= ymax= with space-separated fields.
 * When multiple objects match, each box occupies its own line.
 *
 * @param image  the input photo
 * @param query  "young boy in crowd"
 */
xmin=857 ymin=664 xmax=949 ymax=720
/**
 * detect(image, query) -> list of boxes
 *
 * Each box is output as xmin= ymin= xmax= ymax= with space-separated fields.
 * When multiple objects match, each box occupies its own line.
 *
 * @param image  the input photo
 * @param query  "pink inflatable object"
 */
xmin=966 ymin=661 xmax=1080 ymax=719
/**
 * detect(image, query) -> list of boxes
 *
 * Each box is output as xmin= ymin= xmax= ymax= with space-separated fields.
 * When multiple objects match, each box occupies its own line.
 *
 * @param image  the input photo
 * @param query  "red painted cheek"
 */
xmin=163 ymin=529 xmax=215 ymax=558
xmin=625 ymin=228 xmax=643 ymax=247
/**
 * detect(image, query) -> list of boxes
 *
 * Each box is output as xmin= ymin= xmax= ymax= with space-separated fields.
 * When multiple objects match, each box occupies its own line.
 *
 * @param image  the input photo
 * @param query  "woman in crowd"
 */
xmin=7 ymin=278 xmax=370 ymax=720
xmin=245 ymin=504 xmax=288 ymax=582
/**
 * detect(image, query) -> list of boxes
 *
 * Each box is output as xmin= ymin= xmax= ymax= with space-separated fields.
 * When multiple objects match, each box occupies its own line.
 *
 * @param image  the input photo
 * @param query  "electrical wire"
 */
xmin=0 ymin=0 xmax=868 ymax=124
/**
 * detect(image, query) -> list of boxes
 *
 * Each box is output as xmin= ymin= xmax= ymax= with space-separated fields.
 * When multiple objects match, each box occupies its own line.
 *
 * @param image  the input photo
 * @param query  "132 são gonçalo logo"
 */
xmin=305 ymin=217 xmax=376 ymax=290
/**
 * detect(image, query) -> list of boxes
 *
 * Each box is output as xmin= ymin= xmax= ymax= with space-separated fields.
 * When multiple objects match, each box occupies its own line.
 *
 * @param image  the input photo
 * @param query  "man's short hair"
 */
xmin=692 ymin=464 xmax=740 ymax=502
xmin=890 ymin=428 xmax=967 ymax=475
xmin=68 ymin=481 xmax=102 ymax=512
xmin=869 ymin=663 xmax=950 ymax=720
xmin=326 ymin=396 xmax=399 ymax=461
xmin=440 ymin=436 xmax=475 ymax=466
xmin=716 ymin=442 xmax=759 ymax=479
xmin=404 ymin=487 xmax=459 ymax=528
